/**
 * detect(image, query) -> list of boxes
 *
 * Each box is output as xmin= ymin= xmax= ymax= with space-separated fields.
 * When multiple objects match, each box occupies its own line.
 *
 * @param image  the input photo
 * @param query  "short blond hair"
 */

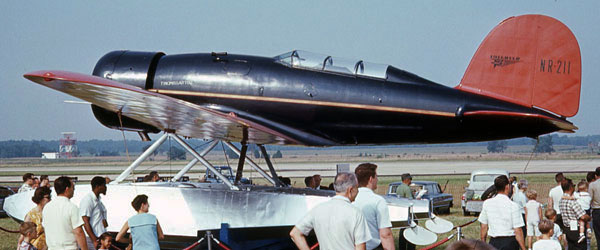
xmin=526 ymin=189 xmax=537 ymax=200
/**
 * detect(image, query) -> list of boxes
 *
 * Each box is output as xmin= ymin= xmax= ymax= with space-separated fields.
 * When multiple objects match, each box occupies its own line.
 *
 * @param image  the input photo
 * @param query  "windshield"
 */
xmin=274 ymin=50 xmax=389 ymax=79
xmin=472 ymin=174 xmax=502 ymax=182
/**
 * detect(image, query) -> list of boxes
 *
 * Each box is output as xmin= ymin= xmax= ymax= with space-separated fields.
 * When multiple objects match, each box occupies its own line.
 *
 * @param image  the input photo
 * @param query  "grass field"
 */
xmin=0 ymin=172 xmax=591 ymax=250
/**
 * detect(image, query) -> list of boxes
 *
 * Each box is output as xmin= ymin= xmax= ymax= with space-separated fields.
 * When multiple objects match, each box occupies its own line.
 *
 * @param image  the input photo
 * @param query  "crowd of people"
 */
xmin=476 ymin=170 xmax=600 ymax=250
xmin=15 ymin=173 xmax=163 ymax=250
xmin=14 ymin=167 xmax=600 ymax=250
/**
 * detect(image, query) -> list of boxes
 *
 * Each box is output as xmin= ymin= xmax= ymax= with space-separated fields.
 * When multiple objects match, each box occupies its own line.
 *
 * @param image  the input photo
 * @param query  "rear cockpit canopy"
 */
xmin=274 ymin=50 xmax=389 ymax=79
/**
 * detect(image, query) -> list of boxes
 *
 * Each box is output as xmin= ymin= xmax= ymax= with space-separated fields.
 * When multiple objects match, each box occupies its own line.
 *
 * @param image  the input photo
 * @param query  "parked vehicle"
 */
xmin=0 ymin=185 xmax=15 ymax=217
xmin=204 ymin=166 xmax=252 ymax=184
xmin=461 ymin=169 xmax=509 ymax=216
xmin=387 ymin=180 xmax=453 ymax=214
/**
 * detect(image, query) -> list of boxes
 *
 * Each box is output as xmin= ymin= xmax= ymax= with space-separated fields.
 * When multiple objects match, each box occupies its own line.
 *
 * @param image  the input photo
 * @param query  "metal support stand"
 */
xmin=113 ymin=133 xmax=169 ymax=183
xmin=171 ymin=140 xmax=219 ymax=182
xmin=258 ymin=144 xmax=283 ymax=187
xmin=223 ymin=142 xmax=277 ymax=186
xmin=234 ymin=144 xmax=247 ymax=184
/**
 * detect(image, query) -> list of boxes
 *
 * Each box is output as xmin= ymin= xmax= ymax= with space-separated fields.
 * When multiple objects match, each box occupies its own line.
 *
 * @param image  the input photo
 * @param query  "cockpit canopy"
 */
xmin=274 ymin=50 xmax=389 ymax=79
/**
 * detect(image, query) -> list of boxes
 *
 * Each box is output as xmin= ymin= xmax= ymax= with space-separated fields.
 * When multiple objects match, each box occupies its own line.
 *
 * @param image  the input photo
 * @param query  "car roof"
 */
xmin=389 ymin=180 xmax=437 ymax=185
xmin=470 ymin=169 xmax=509 ymax=176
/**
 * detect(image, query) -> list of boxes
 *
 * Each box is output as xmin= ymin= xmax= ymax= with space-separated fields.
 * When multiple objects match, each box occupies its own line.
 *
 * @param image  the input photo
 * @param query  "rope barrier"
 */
xmin=110 ymin=243 xmax=123 ymax=250
xmin=453 ymin=218 xmax=477 ymax=229
xmin=0 ymin=226 xmax=20 ymax=233
xmin=310 ymin=242 xmax=319 ymax=250
xmin=182 ymin=238 xmax=204 ymax=250
xmin=418 ymin=233 xmax=455 ymax=250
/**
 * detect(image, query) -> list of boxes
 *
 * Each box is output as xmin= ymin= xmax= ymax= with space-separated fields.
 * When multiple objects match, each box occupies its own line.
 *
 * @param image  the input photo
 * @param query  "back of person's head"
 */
xmin=587 ymin=172 xmax=596 ymax=182
xmin=32 ymin=186 xmax=51 ymax=204
xmin=445 ymin=239 xmax=495 ymax=250
xmin=304 ymin=176 xmax=313 ymax=187
xmin=525 ymin=189 xmax=537 ymax=200
xmin=278 ymin=176 xmax=291 ymax=186
xmin=401 ymin=173 xmax=412 ymax=182
xmin=40 ymin=175 xmax=48 ymax=182
xmin=355 ymin=163 xmax=377 ymax=187
xmin=131 ymin=194 xmax=148 ymax=211
xmin=545 ymin=208 xmax=557 ymax=219
xmin=538 ymin=219 xmax=554 ymax=234
xmin=494 ymin=175 xmax=510 ymax=192
xmin=596 ymin=167 xmax=600 ymax=177
xmin=577 ymin=180 xmax=588 ymax=192
xmin=555 ymin=172 xmax=565 ymax=183
xmin=149 ymin=171 xmax=159 ymax=179
xmin=54 ymin=176 xmax=72 ymax=195
xmin=333 ymin=172 xmax=358 ymax=193
xmin=91 ymin=176 xmax=106 ymax=189
xmin=518 ymin=179 xmax=528 ymax=189
xmin=561 ymin=178 xmax=573 ymax=192
xmin=22 ymin=173 xmax=34 ymax=182
xmin=142 ymin=175 xmax=152 ymax=182
xmin=19 ymin=222 xmax=36 ymax=236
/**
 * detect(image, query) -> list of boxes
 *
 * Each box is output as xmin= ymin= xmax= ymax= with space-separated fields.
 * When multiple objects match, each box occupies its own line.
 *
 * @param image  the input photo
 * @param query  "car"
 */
xmin=461 ymin=169 xmax=509 ymax=216
xmin=0 ymin=185 xmax=16 ymax=217
xmin=387 ymin=180 xmax=453 ymax=214
xmin=204 ymin=166 xmax=252 ymax=184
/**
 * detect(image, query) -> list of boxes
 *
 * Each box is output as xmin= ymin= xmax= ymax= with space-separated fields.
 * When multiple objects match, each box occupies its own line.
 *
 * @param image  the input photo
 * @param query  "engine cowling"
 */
xmin=91 ymin=51 xmax=164 ymax=133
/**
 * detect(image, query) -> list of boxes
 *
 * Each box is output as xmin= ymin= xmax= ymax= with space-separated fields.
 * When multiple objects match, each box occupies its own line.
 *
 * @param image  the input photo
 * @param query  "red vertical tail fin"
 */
xmin=456 ymin=14 xmax=581 ymax=117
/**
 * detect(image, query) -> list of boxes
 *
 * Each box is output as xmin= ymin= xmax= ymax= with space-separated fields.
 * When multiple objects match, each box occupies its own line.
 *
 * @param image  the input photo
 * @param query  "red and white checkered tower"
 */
xmin=59 ymin=132 xmax=78 ymax=158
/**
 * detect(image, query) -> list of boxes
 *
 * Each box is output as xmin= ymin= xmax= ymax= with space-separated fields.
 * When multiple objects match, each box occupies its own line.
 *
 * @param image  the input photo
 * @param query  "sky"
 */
xmin=1 ymin=1 xmax=598 ymax=141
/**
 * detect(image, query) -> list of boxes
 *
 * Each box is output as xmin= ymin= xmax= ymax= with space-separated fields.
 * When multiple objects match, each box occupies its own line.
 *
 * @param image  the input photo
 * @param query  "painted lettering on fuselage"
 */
xmin=539 ymin=59 xmax=571 ymax=74
xmin=490 ymin=55 xmax=521 ymax=68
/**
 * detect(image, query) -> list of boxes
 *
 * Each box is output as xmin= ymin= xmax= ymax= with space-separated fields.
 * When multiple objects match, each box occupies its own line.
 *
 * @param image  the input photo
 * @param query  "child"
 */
xmin=97 ymin=232 xmax=113 ymax=250
xmin=524 ymin=190 xmax=542 ymax=250
xmin=19 ymin=222 xmax=38 ymax=250
xmin=544 ymin=208 xmax=564 ymax=246
xmin=574 ymin=180 xmax=592 ymax=242
xmin=532 ymin=219 xmax=561 ymax=250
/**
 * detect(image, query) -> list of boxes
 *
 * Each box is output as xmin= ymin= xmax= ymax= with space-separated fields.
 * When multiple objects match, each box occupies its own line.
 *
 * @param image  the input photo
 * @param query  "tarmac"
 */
xmin=1 ymin=158 xmax=598 ymax=182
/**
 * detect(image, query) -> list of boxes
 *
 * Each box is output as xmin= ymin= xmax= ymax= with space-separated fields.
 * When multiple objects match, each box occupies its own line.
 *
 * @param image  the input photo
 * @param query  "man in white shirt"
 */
xmin=548 ymin=173 xmax=565 ymax=231
xmin=353 ymin=163 xmax=395 ymax=250
xmin=80 ymin=176 xmax=108 ymax=250
xmin=479 ymin=175 xmax=526 ymax=250
xmin=18 ymin=173 xmax=35 ymax=193
xmin=290 ymin=172 xmax=371 ymax=250
xmin=42 ymin=176 xmax=88 ymax=250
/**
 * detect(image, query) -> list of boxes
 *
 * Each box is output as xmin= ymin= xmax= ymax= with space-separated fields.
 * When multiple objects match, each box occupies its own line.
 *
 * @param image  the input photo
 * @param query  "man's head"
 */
xmin=312 ymin=174 xmax=322 ymax=187
xmin=518 ymin=179 xmax=528 ymax=190
xmin=91 ymin=176 xmax=107 ymax=196
xmin=40 ymin=175 xmax=50 ymax=188
xmin=538 ymin=219 xmax=554 ymax=236
xmin=304 ymin=176 xmax=315 ymax=188
xmin=401 ymin=173 xmax=412 ymax=185
xmin=149 ymin=171 xmax=160 ymax=182
xmin=555 ymin=172 xmax=565 ymax=184
xmin=22 ymin=173 xmax=34 ymax=185
xmin=54 ymin=176 xmax=75 ymax=198
xmin=561 ymin=178 xmax=574 ymax=194
xmin=595 ymin=167 xmax=600 ymax=178
xmin=333 ymin=172 xmax=359 ymax=201
xmin=355 ymin=163 xmax=378 ymax=190
xmin=587 ymin=172 xmax=596 ymax=183
xmin=494 ymin=175 xmax=510 ymax=194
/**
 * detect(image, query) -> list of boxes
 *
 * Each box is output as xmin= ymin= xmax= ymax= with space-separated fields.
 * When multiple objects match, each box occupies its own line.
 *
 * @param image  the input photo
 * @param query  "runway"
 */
xmin=1 ymin=158 xmax=598 ymax=182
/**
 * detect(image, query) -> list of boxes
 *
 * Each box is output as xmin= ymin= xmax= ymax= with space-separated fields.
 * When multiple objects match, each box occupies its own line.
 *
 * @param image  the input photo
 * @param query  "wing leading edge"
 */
xmin=24 ymin=70 xmax=335 ymax=146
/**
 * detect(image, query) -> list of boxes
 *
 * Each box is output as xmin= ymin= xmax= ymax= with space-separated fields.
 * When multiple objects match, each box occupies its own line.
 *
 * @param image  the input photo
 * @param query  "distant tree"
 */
xmin=168 ymin=146 xmax=186 ymax=160
xmin=98 ymin=150 xmax=119 ymax=156
xmin=86 ymin=147 xmax=97 ymax=156
xmin=273 ymin=150 xmax=283 ymax=158
xmin=253 ymin=148 xmax=261 ymax=158
xmin=533 ymin=135 xmax=555 ymax=153
xmin=487 ymin=140 xmax=507 ymax=153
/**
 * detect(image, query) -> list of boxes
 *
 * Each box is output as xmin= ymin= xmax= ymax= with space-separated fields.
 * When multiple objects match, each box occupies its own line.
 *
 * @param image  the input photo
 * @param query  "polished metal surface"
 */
xmin=4 ymin=182 xmax=427 ymax=237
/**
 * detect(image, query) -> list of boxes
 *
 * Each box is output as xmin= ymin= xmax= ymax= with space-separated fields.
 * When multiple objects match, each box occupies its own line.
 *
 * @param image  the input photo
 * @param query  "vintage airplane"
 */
xmin=5 ymin=14 xmax=580 ymax=249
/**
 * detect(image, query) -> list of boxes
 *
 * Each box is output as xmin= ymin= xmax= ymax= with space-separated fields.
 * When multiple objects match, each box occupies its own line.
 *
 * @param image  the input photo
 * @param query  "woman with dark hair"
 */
xmin=18 ymin=186 xmax=51 ymax=250
xmin=116 ymin=194 xmax=164 ymax=250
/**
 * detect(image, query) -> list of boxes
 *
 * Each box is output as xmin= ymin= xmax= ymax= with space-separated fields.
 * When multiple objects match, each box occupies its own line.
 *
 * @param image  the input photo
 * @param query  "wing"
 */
xmin=24 ymin=70 xmax=336 ymax=146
